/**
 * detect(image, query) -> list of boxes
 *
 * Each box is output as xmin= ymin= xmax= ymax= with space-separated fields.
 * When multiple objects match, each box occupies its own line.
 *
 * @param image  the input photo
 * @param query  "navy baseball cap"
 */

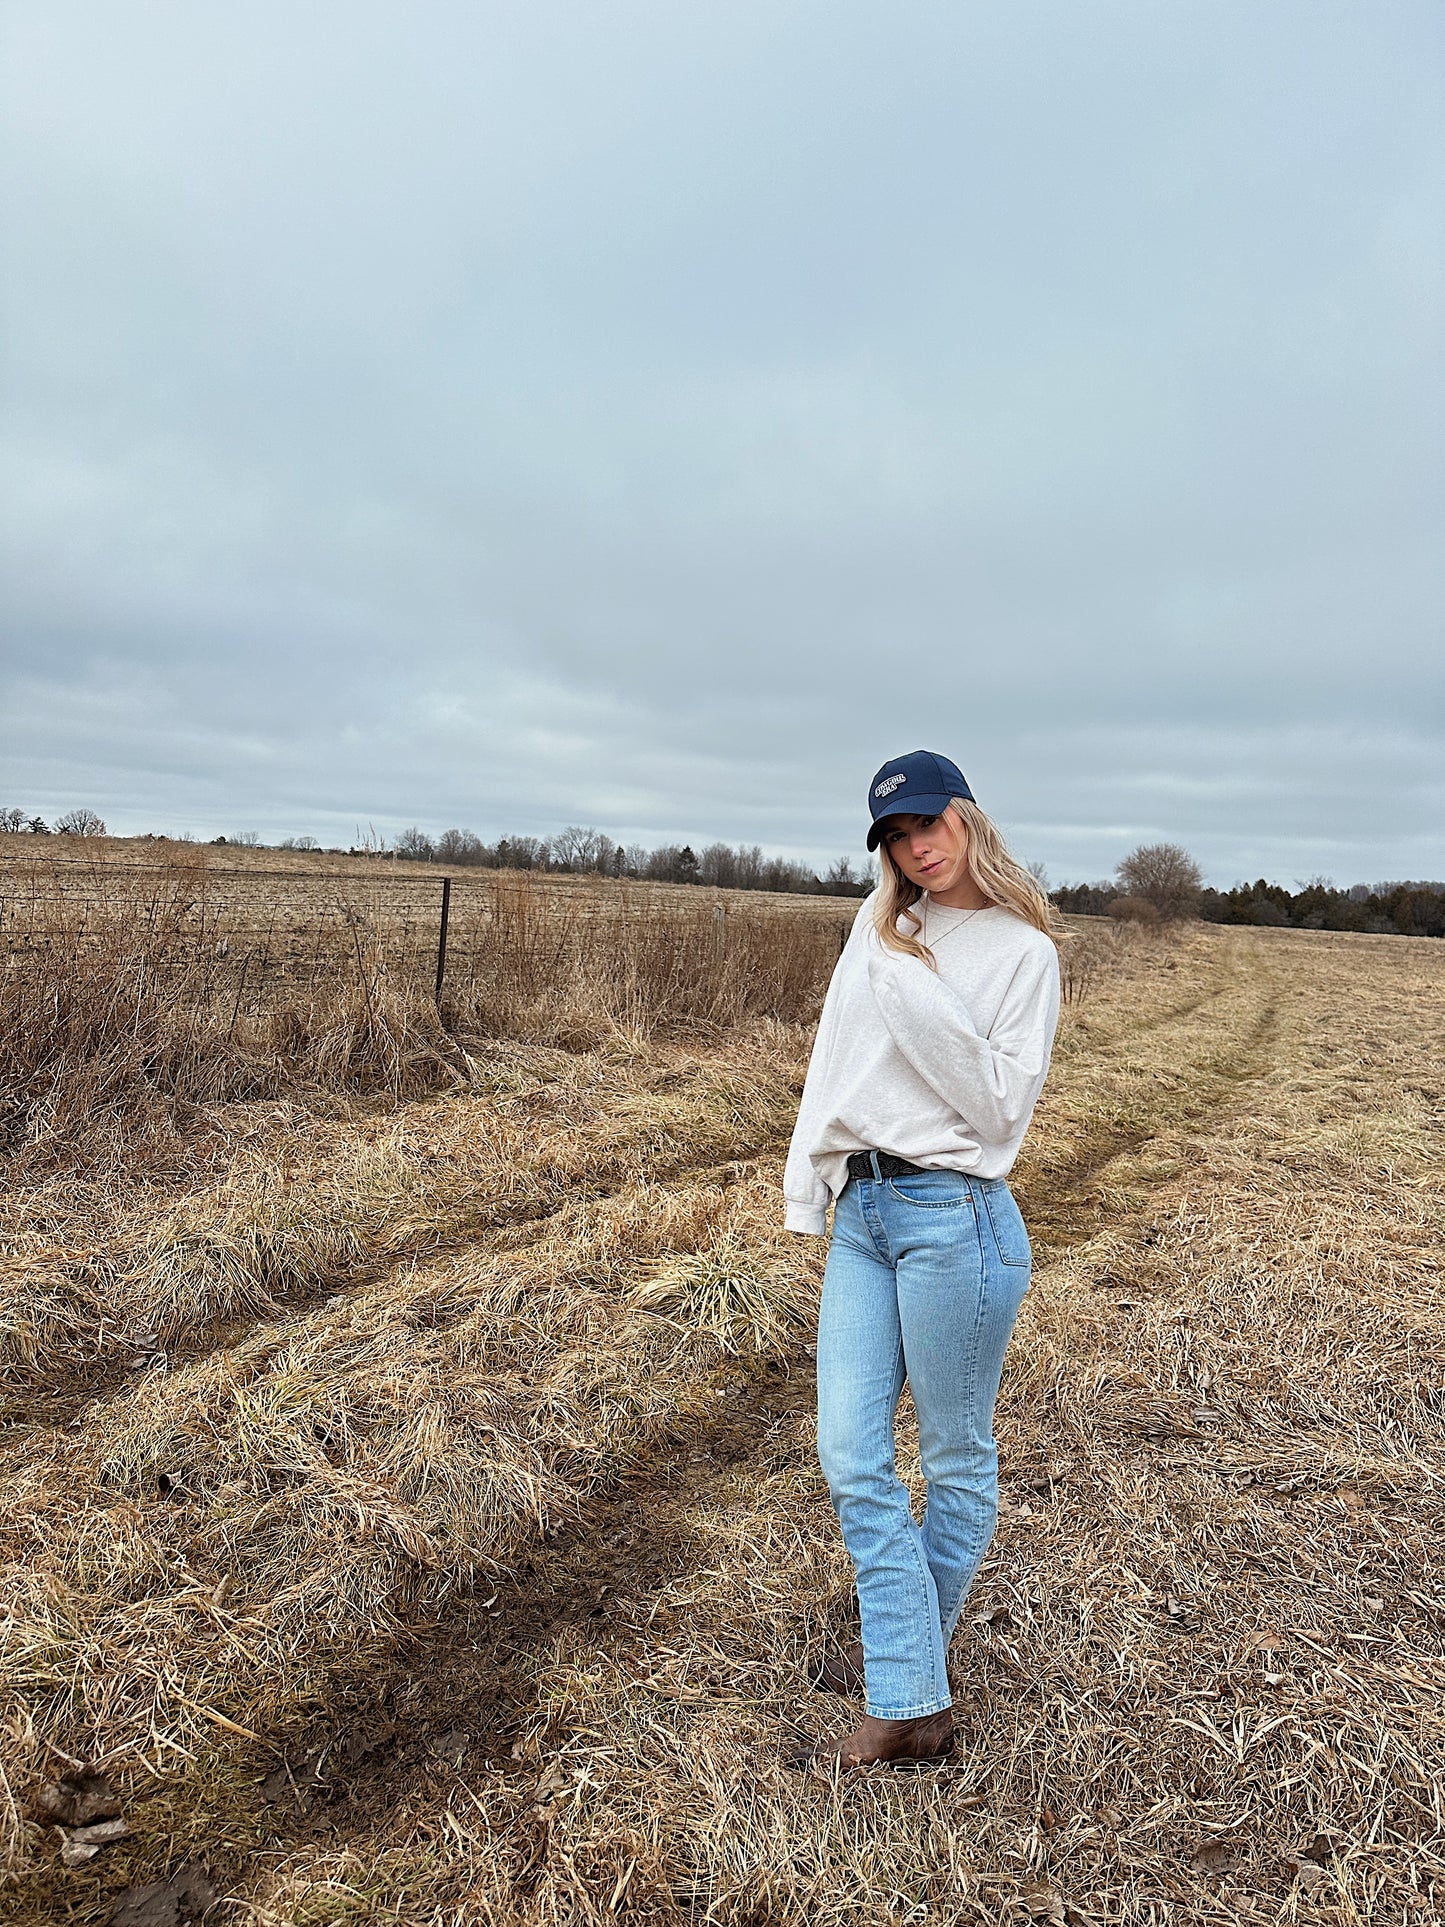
xmin=866 ymin=749 xmax=974 ymax=850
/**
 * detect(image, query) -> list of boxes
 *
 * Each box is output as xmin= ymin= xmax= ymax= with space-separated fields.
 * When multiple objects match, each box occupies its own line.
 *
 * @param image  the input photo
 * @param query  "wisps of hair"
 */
xmin=872 ymin=798 xmax=1065 ymax=967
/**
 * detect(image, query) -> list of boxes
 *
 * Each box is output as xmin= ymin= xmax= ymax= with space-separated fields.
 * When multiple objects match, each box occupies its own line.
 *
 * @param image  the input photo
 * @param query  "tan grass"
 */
xmin=1 ymin=921 xmax=1441 ymax=1924
xmin=0 ymin=848 xmax=849 ymax=1174
xmin=0 ymin=1167 xmax=810 ymax=1851
xmin=0 ymin=1027 xmax=808 ymax=1406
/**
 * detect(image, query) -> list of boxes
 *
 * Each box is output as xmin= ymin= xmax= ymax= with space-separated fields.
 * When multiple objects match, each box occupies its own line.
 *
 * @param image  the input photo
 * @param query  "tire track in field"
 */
xmin=1019 ymin=991 xmax=1280 ymax=1255
xmin=2 ymin=955 xmax=1275 ymax=1436
xmin=0 ymin=1131 xmax=794 ymax=1435
xmin=1 ymin=940 xmax=1251 ymax=1433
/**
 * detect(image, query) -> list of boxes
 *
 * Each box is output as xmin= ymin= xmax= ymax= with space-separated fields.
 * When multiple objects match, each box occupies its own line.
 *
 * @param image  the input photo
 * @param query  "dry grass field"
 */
xmin=2 ymin=845 xmax=1442 ymax=1926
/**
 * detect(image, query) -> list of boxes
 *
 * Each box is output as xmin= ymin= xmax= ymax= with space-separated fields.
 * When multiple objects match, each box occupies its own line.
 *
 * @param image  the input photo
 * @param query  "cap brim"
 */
xmin=866 ymin=793 xmax=958 ymax=850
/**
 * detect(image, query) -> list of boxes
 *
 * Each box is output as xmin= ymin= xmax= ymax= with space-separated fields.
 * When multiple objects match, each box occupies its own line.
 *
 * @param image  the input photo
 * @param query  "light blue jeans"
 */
xmin=815 ymin=1158 xmax=1032 ymax=1720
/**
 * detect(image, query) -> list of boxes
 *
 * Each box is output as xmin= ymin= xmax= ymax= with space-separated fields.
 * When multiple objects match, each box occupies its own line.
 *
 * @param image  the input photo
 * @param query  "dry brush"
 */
xmin=1 ymin=851 xmax=1441 ymax=1925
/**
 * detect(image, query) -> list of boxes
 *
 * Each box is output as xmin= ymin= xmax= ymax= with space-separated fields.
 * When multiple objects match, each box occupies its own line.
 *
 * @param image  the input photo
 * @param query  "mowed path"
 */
xmin=6 ymin=925 xmax=1444 ymax=1925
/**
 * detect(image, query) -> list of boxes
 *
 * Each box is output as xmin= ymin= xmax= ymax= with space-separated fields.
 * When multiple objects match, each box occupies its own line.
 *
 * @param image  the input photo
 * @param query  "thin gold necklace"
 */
xmin=922 ymin=899 xmax=984 ymax=948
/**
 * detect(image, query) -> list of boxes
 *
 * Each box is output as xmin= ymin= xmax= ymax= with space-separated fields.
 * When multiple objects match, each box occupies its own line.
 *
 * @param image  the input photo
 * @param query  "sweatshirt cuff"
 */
xmin=784 ymin=1200 xmax=829 ymax=1237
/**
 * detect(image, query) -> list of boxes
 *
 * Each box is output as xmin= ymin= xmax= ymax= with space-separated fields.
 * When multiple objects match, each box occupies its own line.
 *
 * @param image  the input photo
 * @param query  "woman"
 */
xmin=784 ymin=749 xmax=1061 ymax=1771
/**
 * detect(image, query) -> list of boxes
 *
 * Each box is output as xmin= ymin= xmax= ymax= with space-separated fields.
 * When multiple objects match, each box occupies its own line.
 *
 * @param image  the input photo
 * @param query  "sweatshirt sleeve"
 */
xmin=865 ymin=940 xmax=1059 ymax=1142
xmin=781 ymin=899 xmax=872 ymax=1235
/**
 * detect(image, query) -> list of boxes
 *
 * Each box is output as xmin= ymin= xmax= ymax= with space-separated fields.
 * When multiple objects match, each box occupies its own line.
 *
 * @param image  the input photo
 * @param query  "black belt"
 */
xmin=847 ymin=1150 xmax=929 ymax=1180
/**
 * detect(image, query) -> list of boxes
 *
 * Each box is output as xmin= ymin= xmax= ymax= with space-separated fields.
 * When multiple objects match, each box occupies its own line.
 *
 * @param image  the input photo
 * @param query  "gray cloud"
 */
xmin=3 ymin=0 xmax=1442 ymax=884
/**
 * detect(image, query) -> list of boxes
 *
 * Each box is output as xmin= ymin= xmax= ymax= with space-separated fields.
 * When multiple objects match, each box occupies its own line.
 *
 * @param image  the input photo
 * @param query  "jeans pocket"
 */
xmin=884 ymin=1176 xmax=973 ymax=1211
xmin=982 ymin=1185 xmax=1031 ymax=1267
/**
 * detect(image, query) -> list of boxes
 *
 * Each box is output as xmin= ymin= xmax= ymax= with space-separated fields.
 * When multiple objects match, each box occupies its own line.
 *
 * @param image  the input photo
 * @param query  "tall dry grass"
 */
xmin=0 ymin=863 xmax=847 ymax=1173
xmin=13 ymin=865 xmax=1393 ymax=1924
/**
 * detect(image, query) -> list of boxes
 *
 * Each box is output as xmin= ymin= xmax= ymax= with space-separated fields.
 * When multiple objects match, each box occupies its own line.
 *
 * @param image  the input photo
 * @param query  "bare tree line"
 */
xmin=0 ymin=806 xmax=107 ymax=836
xmin=390 ymin=824 xmax=874 ymax=897
xmin=12 ymin=808 xmax=1438 ymax=933
xmin=0 ymin=807 xmax=874 ymax=898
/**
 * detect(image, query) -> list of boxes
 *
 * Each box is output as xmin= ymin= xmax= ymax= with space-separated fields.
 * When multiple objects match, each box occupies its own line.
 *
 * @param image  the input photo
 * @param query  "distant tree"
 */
xmin=393 ymin=827 xmax=434 ymax=862
xmin=551 ymin=825 xmax=607 ymax=871
xmin=1028 ymin=860 xmax=1049 ymax=891
xmin=1051 ymin=880 xmax=1115 ymax=916
xmin=1108 ymin=895 xmax=1160 ymax=924
xmin=436 ymin=827 xmax=484 ymax=865
xmin=823 ymin=855 xmax=869 ymax=897
xmin=0 ymin=807 xmax=25 ymax=831
xmin=591 ymin=833 xmax=620 ymax=875
xmin=760 ymin=854 xmax=820 ymax=893
xmin=494 ymin=834 xmax=547 ymax=870
xmin=699 ymin=842 xmax=739 ymax=889
xmin=54 ymin=807 xmax=107 ymax=836
xmin=1115 ymin=842 xmax=1203 ymax=921
xmin=26 ymin=816 xmax=50 ymax=834
xmin=734 ymin=844 xmax=764 ymax=889
xmin=642 ymin=843 xmax=700 ymax=884
xmin=230 ymin=830 xmax=261 ymax=847
xmin=280 ymin=835 xmax=320 ymax=852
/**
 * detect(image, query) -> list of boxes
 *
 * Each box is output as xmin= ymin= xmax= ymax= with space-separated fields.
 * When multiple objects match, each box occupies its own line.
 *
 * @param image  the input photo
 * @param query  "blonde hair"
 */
xmin=873 ymin=797 xmax=1064 ymax=965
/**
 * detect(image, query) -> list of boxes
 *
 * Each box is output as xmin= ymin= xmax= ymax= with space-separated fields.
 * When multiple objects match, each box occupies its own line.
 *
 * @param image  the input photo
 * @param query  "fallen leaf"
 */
xmin=1018 ymin=1890 xmax=1065 ymax=1924
xmin=532 ymin=1761 xmax=570 ymax=1803
xmin=34 ymin=1770 xmax=121 ymax=1828
xmin=70 ymin=1818 xmax=128 ymax=1847
xmin=1191 ymin=1837 xmax=1238 ymax=1874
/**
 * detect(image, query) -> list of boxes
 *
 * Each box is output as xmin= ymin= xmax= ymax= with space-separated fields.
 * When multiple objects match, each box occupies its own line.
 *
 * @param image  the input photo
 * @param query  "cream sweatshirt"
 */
xmin=782 ymin=894 xmax=1061 ymax=1236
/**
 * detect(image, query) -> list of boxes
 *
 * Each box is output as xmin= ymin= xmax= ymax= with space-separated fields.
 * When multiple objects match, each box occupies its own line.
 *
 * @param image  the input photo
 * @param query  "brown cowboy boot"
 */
xmin=810 ymin=1639 xmax=865 ymax=1697
xmin=789 ymin=1708 xmax=955 ymax=1773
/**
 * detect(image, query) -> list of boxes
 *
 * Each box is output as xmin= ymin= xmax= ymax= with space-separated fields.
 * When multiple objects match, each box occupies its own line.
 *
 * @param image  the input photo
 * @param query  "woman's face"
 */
xmin=881 ymin=809 xmax=970 ymax=894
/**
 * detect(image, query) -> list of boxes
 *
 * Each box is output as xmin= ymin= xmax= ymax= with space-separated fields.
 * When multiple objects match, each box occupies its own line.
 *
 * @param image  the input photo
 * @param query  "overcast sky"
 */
xmin=2 ymin=1 xmax=1441 ymax=886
